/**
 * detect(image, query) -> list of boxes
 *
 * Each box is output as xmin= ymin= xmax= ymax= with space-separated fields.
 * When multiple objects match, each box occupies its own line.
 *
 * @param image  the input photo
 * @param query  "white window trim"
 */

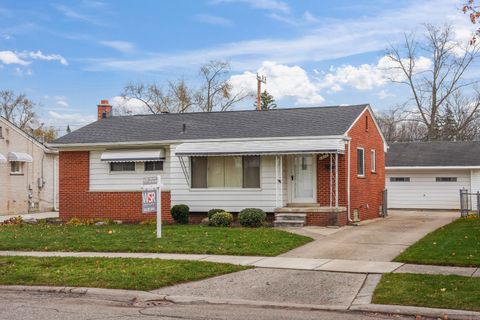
xmin=371 ymin=149 xmax=376 ymax=173
xmin=357 ymin=147 xmax=365 ymax=177
xmin=10 ymin=161 xmax=24 ymax=175
xmin=190 ymin=156 xmax=262 ymax=190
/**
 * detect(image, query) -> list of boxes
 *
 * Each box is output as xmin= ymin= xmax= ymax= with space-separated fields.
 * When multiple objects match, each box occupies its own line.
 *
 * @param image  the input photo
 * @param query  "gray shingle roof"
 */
xmin=386 ymin=141 xmax=480 ymax=167
xmin=52 ymin=105 xmax=368 ymax=145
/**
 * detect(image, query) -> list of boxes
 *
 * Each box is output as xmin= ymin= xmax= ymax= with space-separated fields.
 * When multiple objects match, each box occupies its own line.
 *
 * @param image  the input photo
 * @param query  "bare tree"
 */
xmin=377 ymin=105 xmax=427 ymax=142
xmin=121 ymin=82 xmax=171 ymax=114
xmin=195 ymin=60 xmax=249 ymax=112
xmin=385 ymin=24 xmax=480 ymax=141
xmin=168 ymin=79 xmax=196 ymax=113
xmin=0 ymin=90 xmax=36 ymax=130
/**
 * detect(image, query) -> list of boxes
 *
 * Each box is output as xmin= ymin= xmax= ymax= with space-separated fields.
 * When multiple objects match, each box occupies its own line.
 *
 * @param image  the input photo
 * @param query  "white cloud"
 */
xmin=53 ymin=4 xmax=103 ymax=26
xmin=48 ymin=110 xmax=96 ymax=124
xmin=55 ymin=98 xmax=69 ymax=108
xmin=0 ymin=51 xmax=30 ymax=65
xmin=14 ymin=67 xmax=33 ymax=76
xmin=195 ymin=14 xmax=232 ymax=26
xmin=27 ymin=50 xmax=68 ymax=65
xmin=211 ymin=0 xmax=290 ymax=13
xmin=110 ymin=95 xmax=148 ymax=114
xmin=87 ymin=0 xmax=465 ymax=73
xmin=268 ymin=10 xmax=319 ymax=26
xmin=318 ymin=55 xmax=432 ymax=92
xmin=376 ymin=89 xmax=395 ymax=100
xmin=229 ymin=61 xmax=324 ymax=105
xmin=99 ymin=40 xmax=135 ymax=53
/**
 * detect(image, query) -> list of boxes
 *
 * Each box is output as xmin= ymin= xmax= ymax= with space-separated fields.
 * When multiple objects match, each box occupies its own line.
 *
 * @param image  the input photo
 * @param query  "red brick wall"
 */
xmin=59 ymin=151 xmax=172 ymax=223
xmin=347 ymin=109 xmax=386 ymax=221
xmin=306 ymin=211 xmax=348 ymax=227
xmin=315 ymin=108 xmax=385 ymax=223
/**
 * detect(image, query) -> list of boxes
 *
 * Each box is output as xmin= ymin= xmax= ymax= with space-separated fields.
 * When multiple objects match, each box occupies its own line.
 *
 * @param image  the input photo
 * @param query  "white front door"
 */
xmin=291 ymin=155 xmax=316 ymax=203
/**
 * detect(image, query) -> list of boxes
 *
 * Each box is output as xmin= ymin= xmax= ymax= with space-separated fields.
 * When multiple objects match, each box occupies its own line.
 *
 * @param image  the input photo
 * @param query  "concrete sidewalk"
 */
xmin=0 ymin=250 xmax=478 ymax=276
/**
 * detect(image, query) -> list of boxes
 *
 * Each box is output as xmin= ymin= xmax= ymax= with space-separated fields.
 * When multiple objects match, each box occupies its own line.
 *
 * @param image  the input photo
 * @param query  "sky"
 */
xmin=0 ymin=0 xmax=477 ymax=135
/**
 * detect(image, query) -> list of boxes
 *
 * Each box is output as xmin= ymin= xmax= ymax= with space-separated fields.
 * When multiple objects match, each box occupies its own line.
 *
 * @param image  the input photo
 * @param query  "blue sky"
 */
xmin=0 ymin=0 xmax=476 ymax=134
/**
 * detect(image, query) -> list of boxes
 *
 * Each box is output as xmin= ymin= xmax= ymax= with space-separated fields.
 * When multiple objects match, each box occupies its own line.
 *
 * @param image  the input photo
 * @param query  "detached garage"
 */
xmin=386 ymin=141 xmax=480 ymax=210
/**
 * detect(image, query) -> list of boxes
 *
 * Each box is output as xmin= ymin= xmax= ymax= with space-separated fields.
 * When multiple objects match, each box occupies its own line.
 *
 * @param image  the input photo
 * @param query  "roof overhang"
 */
xmin=0 ymin=153 xmax=6 ymax=164
xmin=386 ymin=166 xmax=480 ymax=170
xmin=100 ymin=149 xmax=166 ymax=162
xmin=174 ymin=137 xmax=347 ymax=156
xmin=8 ymin=152 xmax=33 ymax=163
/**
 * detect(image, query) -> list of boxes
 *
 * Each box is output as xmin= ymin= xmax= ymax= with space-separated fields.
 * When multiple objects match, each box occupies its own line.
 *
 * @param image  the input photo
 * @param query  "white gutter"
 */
xmin=48 ymin=135 xmax=350 ymax=149
xmin=387 ymin=166 xmax=480 ymax=170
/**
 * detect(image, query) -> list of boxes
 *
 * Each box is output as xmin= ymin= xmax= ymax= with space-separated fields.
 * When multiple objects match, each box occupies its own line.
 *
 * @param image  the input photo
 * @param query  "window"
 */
xmin=357 ymin=148 xmax=365 ymax=177
xmin=10 ymin=161 xmax=23 ymax=174
xmin=145 ymin=161 xmax=164 ymax=171
xmin=0 ymin=126 xmax=3 ymax=138
xmin=436 ymin=177 xmax=457 ymax=182
xmin=191 ymin=156 xmax=260 ymax=189
xmin=390 ymin=177 xmax=410 ymax=182
xmin=110 ymin=162 xmax=135 ymax=172
xmin=370 ymin=149 xmax=376 ymax=173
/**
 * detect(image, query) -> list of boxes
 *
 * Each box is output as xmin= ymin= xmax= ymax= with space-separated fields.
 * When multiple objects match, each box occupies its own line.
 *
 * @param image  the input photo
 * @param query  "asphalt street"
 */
xmin=0 ymin=289 xmax=415 ymax=320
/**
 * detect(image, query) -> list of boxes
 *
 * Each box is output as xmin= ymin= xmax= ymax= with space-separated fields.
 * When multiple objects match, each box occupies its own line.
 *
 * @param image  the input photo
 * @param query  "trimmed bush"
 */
xmin=207 ymin=208 xmax=225 ymax=220
xmin=170 ymin=204 xmax=189 ymax=224
xmin=209 ymin=212 xmax=233 ymax=227
xmin=239 ymin=208 xmax=266 ymax=227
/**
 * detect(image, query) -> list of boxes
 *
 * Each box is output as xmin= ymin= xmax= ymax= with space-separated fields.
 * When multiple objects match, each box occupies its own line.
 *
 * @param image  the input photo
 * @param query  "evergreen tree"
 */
xmin=255 ymin=90 xmax=277 ymax=110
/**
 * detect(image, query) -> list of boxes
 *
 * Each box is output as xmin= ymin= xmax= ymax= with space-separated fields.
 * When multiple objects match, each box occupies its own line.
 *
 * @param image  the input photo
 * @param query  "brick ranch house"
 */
xmin=49 ymin=101 xmax=387 ymax=227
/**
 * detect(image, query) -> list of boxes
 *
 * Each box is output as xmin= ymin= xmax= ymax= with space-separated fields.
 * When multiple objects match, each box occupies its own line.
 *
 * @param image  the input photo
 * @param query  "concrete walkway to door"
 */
xmin=280 ymin=210 xmax=458 ymax=261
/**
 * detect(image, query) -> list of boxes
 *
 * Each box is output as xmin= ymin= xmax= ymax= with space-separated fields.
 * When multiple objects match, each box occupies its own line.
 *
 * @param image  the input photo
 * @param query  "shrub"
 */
xmin=209 ymin=212 xmax=233 ymax=227
xmin=207 ymin=208 xmax=225 ymax=220
xmin=239 ymin=208 xmax=266 ymax=227
xmin=170 ymin=204 xmax=190 ymax=224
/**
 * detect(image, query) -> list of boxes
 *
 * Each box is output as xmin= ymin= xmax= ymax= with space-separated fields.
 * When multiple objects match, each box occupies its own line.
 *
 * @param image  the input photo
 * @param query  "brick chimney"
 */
xmin=97 ymin=99 xmax=112 ymax=120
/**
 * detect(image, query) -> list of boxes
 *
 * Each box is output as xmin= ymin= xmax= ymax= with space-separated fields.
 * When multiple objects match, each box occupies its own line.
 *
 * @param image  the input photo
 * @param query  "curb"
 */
xmin=350 ymin=304 xmax=480 ymax=320
xmin=0 ymin=285 xmax=165 ymax=303
xmin=2 ymin=285 xmax=480 ymax=319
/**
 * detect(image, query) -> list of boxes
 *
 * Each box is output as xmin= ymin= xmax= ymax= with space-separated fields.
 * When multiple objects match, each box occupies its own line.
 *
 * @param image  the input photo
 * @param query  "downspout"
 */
xmin=347 ymin=139 xmax=353 ymax=223
xmin=53 ymin=156 xmax=58 ymax=211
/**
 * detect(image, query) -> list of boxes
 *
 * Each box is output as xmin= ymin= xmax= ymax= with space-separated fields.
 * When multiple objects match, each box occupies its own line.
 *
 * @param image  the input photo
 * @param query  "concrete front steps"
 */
xmin=273 ymin=213 xmax=306 ymax=227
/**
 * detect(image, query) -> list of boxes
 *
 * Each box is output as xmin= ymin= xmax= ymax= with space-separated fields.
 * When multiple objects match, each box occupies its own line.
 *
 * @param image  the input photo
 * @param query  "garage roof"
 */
xmin=386 ymin=141 xmax=480 ymax=167
xmin=51 ymin=105 xmax=368 ymax=146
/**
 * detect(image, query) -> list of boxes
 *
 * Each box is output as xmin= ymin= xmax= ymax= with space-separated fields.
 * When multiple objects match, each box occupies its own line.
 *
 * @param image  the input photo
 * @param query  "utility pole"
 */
xmin=256 ymin=73 xmax=267 ymax=110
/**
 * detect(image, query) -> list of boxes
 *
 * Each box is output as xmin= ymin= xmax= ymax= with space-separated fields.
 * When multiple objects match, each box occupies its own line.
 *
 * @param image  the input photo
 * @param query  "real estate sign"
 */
xmin=142 ymin=176 xmax=162 ymax=238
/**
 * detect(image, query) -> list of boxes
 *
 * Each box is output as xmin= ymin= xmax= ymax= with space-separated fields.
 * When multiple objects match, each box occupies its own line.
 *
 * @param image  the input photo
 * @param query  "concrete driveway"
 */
xmin=280 ymin=210 xmax=458 ymax=261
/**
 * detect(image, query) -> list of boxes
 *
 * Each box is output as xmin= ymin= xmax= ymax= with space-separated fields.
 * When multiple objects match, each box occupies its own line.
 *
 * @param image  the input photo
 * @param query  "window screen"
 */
xmin=436 ymin=177 xmax=457 ymax=182
xmin=145 ymin=161 xmax=164 ymax=171
xmin=390 ymin=177 xmax=410 ymax=182
xmin=110 ymin=162 xmax=135 ymax=172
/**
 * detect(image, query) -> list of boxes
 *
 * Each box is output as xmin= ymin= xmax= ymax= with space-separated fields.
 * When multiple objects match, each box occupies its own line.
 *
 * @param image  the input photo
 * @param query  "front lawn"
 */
xmin=373 ymin=273 xmax=480 ymax=312
xmin=0 ymin=256 xmax=248 ymax=291
xmin=395 ymin=217 xmax=480 ymax=267
xmin=0 ymin=224 xmax=312 ymax=256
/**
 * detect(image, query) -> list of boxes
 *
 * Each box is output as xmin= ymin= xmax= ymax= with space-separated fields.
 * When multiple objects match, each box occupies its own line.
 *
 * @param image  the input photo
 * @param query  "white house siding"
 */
xmin=170 ymin=144 xmax=285 ymax=212
xmin=386 ymin=170 xmax=471 ymax=209
xmin=89 ymin=149 xmax=171 ymax=192
xmin=0 ymin=119 xmax=58 ymax=215
xmin=470 ymin=170 xmax=480 ymax=210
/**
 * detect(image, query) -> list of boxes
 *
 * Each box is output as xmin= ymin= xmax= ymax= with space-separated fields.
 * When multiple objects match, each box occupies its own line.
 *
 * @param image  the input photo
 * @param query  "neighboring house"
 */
xmin=50 ymin=100 xmax=387 ymax=226
xmin=386 ymin=141 xmax=480 ymax=210
xmin=0 ymin=116 xmax=58 ymax=215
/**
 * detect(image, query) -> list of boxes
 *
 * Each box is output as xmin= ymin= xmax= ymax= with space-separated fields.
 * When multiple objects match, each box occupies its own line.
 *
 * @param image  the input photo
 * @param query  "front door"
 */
xmin=291 ymin=155 xmax=316 ymax=203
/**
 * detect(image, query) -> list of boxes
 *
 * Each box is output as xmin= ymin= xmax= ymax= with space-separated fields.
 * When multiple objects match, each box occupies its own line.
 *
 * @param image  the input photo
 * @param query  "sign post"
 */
xmin=142 ymin=175 xmax=162 ymax=238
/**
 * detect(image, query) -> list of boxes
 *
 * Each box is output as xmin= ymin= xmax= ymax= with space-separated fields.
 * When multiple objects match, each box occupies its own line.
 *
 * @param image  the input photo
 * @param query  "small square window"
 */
xmin=145 ymin=161 xmax=164 ymax=171
xmin=10 ymin=161 xmax=24 ymax=174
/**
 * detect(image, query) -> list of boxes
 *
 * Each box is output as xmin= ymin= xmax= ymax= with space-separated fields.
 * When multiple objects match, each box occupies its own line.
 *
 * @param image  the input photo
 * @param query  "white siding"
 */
xmin=386 ymin=170 xmax=470 ymax=209
xmin=89 ymin=149 xmax=171 ymax=191
xmin=170 ymin=144 xmax=282 ymax=212
xmin=471 ymin=170 xmax=480 ymax=210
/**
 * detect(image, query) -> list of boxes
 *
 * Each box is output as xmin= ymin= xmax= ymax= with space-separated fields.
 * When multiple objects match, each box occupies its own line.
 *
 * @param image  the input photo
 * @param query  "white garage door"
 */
xmin=386 ymin=170 xmax=471 ymax=209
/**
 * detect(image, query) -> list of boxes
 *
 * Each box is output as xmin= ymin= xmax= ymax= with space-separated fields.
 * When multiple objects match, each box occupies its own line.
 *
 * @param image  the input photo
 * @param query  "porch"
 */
xmin=174 ymin=137 xmax=351 ymax=226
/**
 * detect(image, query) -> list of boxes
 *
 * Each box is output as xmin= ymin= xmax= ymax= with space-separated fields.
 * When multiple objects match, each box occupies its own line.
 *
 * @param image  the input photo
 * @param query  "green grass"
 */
xmin=0 ymin=224 xmax=312 ymax=256
xmin=373 ymin=273 xmax=480 ymax=312
xmin=0 ymin=256 xmax=248 ymax=291
xmin=395 ymin=217 xmax=480 ymax=267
